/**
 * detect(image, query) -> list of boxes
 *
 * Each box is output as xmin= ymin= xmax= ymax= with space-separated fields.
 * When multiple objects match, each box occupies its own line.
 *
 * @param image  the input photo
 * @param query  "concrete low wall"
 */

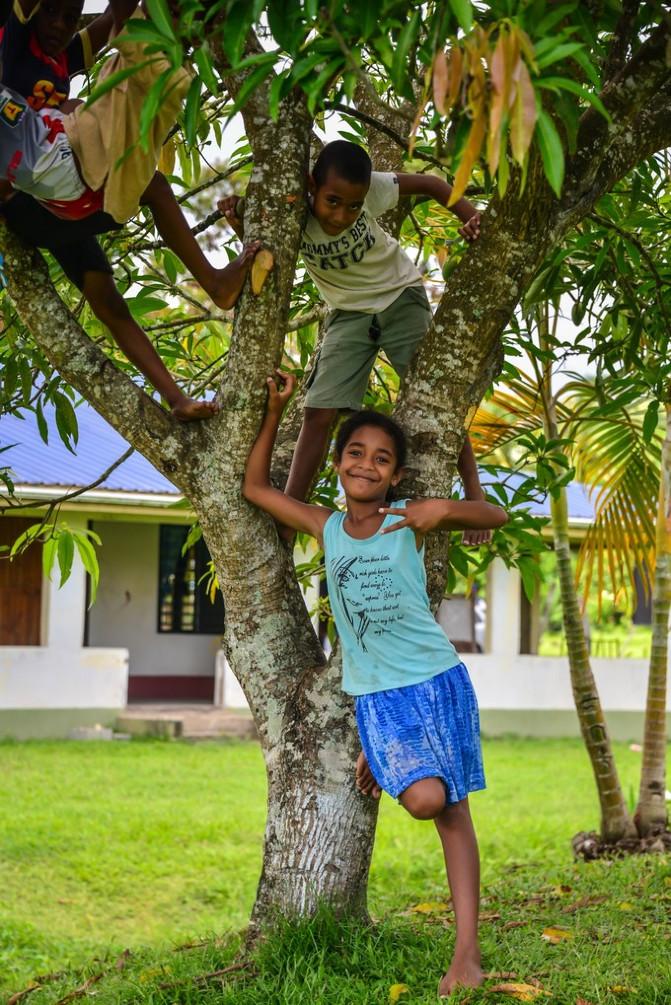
xmin=221 ymin=651 xmax=670 ymax=741
xmin=0 ymin=646 xmax=129 ymax=738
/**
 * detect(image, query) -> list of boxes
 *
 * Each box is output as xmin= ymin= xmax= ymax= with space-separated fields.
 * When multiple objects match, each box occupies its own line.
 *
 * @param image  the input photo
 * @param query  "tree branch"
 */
xmin=0 ymin=224 xmax=204 ymax=494
xmin=1 ymin=447 xmax=135 ymax=513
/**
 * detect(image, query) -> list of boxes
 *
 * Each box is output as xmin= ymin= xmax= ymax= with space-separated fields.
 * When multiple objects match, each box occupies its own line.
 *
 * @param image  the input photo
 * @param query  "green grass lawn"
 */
xmin=1 ymin=737 xmax=669 ymax=1005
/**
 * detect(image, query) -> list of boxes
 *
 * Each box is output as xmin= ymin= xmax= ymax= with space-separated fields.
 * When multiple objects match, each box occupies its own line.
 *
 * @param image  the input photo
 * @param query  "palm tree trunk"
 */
xmin=539 ymin=310 xmax=635 ymax=842
xmin=636 ymin=400 xmax=671 ymax=835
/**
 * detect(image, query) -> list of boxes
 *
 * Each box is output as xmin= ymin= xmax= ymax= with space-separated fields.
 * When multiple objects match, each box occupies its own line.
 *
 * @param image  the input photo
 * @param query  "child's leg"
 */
xmin=399 ymin=781 xmax=483 ymax=996
xmin=82 ymin=271 xmax=218 ymax=421
xmin=139 ymin=173 xmax=260 ymax=311
xmin=435 ymin=799 xmax=483 ymax=996
xmin=284 ymin=407 xmax=338 ymax=501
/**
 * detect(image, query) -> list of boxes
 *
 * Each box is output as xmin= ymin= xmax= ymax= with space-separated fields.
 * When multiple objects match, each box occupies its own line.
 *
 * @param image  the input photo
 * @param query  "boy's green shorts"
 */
xmin=304 ymin=285 xmax=431 ymax=411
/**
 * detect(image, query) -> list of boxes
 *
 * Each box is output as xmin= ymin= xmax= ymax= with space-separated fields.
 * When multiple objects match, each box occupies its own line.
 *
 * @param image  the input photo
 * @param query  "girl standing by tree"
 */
xmin=243 ymin=372 xmax=507 ymax=996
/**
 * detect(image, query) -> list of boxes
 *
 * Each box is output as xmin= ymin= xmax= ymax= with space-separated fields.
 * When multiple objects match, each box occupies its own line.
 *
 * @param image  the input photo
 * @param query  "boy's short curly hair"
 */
xmin=312 ymin=140 xmax=372 ymax=190
xmin=334 ymin=410 xmax=407 ymax=470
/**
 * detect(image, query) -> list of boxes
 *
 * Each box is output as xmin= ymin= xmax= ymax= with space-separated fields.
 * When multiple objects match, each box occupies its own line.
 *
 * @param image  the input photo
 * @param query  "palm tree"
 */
xmin=471 ymin=307 xmax=665 ymax=842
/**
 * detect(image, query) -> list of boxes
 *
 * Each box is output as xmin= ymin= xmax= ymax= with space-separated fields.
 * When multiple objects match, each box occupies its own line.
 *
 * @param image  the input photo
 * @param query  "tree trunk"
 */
xmin=539 ymin=318 xmax=635 ymax=843
xmin=636 ymin=399 xmax=671 ymax=835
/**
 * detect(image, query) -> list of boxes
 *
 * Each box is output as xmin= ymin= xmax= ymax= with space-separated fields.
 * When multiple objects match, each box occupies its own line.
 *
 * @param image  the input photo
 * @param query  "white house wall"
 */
xmin=88 ymin=521 xmax=220 ymax=678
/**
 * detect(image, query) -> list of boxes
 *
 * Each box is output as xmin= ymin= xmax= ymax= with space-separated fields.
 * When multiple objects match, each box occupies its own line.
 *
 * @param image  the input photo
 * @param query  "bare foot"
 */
xmin=208 ymin=241 xmax=262 ymax=310
xmin=355 ymin=751 xmax=382 ymax=800
xmin=171 ymin=396 xmax=219 ymax=421
xmin=438 ymin=952 xmax=483 ymax=998
xmin=462 ymin=528 xmax=492 ymax=547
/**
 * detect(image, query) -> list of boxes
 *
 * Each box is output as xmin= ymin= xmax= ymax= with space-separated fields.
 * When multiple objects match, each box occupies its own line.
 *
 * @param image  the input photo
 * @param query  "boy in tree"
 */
xmin=0 ymin=0 xmax=258 ymax=420
xmin=220 ymin=140 xmax=488 ymax=537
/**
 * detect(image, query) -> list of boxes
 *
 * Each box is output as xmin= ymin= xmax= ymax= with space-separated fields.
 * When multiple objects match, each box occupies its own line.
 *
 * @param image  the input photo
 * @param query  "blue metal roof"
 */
xmin=0 ymin=401 xmax=178 ymax=495
xmin=0 ymin=401 xmax=596 ymax=519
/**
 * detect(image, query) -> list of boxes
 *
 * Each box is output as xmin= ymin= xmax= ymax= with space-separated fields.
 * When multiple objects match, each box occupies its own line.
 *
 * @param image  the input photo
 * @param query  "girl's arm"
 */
xmin=396 ymin=173 xmax=480 ymax=241
xmin=243 ymin=373 xmax=333 ymax=540
xmin=380 ymin=497 xmax=507 ymax=540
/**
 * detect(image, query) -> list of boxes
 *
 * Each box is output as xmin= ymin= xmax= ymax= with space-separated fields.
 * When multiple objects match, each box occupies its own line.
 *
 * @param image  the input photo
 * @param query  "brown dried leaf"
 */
xmin=509 ymin=59 xmax=537 ymax=165
xmin=433 ymin=49 xmax=448 ymax=115
xmin=562 ymin=895 xmax=608 ymax=914
xmin=488 ymin=981 xmax=550 ymax=1001
xmin=576 ymin=998 xmax=596 ymax=1005
xmin=446 ymin=46 xmax=463 ymax=117
xmin=486 ymin=29 xmax=518 ymax=175
xmin=250 ymin=249 xmax=274 ymax=295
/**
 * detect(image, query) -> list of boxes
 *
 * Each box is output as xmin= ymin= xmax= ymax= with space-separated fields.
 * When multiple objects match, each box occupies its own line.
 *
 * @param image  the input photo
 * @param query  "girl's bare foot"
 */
xmin=209 ymin=241 xmax=262 ymax=310
xmin=438 ymin=951 xmax=483 ymax=998
xmin=171 ymin=396 xmax=219 ymax=421
xmin=355 ymin=751 xmax=382 ymax=800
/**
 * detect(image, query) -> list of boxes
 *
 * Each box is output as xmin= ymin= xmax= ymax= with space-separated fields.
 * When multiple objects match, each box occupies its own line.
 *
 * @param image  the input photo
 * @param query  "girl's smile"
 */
xmin=336 ymin=425 xmax=402 ymax=502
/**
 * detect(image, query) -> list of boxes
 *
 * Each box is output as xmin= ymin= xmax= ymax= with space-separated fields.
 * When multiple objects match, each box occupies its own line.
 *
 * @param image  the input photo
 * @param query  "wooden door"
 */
xmin=0 ymin=517 xmax=42 ymax=645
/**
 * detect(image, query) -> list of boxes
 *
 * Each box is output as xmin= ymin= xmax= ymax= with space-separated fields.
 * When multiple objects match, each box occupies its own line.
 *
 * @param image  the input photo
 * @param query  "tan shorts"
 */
xmin=304 ymin=285 xmax=431 ymax=410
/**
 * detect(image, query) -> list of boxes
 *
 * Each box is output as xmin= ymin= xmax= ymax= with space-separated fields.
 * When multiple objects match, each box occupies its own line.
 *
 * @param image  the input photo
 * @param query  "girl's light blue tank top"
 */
xmin=323 ymin=501 xmax=461 ymax=696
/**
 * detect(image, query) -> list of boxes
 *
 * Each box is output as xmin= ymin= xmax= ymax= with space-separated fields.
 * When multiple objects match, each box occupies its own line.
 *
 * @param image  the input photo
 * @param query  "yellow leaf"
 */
xmin=410 ymin=901 xmax=451 ymax=914
xmin=448 ymin=113 xmax=486 ymax=206
xmin=446 ymin=46 xmax=463 ymax=117
xmin=389 ymin=983 xmax=410 ymax=1003
xmin=250 ymin=249 xmax=274 ymax=295
xmin=488 ymin=981 xmax=550 ymax=1001
xmin=486 ymin=28 xmax=517 ymax=175
xmin=541 ymin=926 xmax=573 ymax=944
xmin=618 ymin=901 xmax=634 ymax=911
xmin=609 ymin=987 xmax=637 ymax=995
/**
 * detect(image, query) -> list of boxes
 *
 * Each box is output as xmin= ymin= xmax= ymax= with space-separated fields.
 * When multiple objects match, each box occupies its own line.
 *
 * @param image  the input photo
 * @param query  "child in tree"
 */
xmin=243 ymin=370 xmax=507 ymax=997
xmin=0 ymin=0 xmax=259 ymax=420
xmin=222 ymin=140 xmax=488 ymax=540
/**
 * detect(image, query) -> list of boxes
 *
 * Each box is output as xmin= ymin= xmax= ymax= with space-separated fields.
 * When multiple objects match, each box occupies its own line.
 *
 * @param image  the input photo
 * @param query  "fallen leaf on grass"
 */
xmin=7 ymin=982 xmax=41 ymax=1005
xmin=617 ymin=902 xmax=634 ymax=911
xmin=609 ymin=987 xmax=637 ymax=995
xmin=389 ymin=984 xmax=410 ymax=1003
xmin=485 ymin=972 xmax=518 ymax=980
xmin=541 ymin=926 xmax=573 ymax=944
xmin=561 ymin=895 xmax=607 ymax=914
xmin=552 ymin=884 xmax=572 ymax=896
xmin=479 ymin=911 xmax=502 ymax=922
xmin=409 ymin=901 xmax=451 ymax=914
xmin=488 ymin=981 xmax=550 ymax=1001
xmin=502 ymin=920 xmax=527 ymax=930
xmin=576 ymin=998 xmax=595 ymax=1005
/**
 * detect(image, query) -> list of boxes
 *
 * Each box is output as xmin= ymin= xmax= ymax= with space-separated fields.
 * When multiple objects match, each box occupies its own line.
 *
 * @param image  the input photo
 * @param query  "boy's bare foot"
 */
xmin=171 ymin=396 xmax=220 ymax=421
xmin=438 ymin=951 xmax=483 ymax=998
xmin=355 ymin=751 xmax=382 ymax=800
xmin=208 ymin=241 xmax=262 ymax=310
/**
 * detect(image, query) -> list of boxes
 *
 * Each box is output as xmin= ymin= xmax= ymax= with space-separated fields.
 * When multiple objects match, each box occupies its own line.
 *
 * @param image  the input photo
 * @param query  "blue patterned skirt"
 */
xmin=355 ymin=663 xmax=485 ymax=803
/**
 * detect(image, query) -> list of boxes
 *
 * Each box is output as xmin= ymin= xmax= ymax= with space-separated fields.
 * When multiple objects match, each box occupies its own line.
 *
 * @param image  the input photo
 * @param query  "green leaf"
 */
xmin=74 ymin=533 xmax=100 ymax=606
xmin=537 ymin=76 xmax=610 ymax=120
xmin=642 ymin=400 xmax=659 ymax=443
xmin=57 ymin=531 xmax=75 ymax=588
xmin=139 ymin=66 xmax=174 ymax=152
xmin=143 ymin=0 xmax=176 ymax=44
xmin=192 ymin=43 xmax=219 ymax=95
xmin=221 ymin=1 xmax=256 ymax=67
xmin=536 ymin=41 xmax=585 ymax=70
xmin=228 ymin=58 xmax=276 ymax=117
xmin=53 ymin=392 xmax=78 ymax=453
xmin=391 ymin=10 xmax=420 ymax=93
xmin=448 ymin=0 xmax=473 ymax=33
xmin=535 ymin=108 xmax=564 ymax=197
xmin=42 ymin=536 xmax=57 ymax=580
xmin=183 ymin=75 xmax=202 ymax=147
xmin=35 ymin=398 xmax=49 ymax=444
xmin=85 ymin=58 xmax=155 ymax=110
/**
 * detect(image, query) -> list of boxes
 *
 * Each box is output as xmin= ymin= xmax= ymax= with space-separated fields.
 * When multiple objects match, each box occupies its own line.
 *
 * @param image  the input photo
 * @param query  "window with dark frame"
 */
xmin=158 ymin=525 xmax=225 ymax=635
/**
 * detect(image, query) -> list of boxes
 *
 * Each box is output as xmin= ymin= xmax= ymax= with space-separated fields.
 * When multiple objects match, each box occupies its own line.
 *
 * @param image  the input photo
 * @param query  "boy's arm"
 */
xmin=243 ymin=373 xmax=333 ymax=540
xmin=110 ymin=0 xmax=138 ymax=35
xmin=396 ymin=172 xmax=480 ymax=240
xmin=85 ymin=5 xmax=115 ymax=55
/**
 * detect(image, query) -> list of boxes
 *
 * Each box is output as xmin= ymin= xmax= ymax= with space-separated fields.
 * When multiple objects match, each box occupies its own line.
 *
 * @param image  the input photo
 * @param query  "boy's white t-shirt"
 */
xmin=300 ymin=171 xmax=423 ymax=314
